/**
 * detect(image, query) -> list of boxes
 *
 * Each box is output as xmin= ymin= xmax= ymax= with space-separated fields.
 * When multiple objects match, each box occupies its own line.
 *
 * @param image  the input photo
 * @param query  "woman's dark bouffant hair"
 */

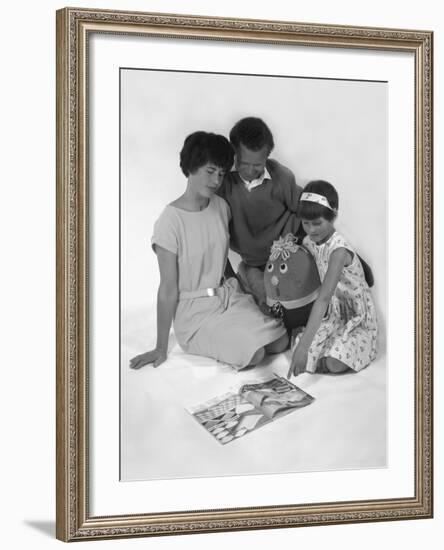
xmin=179 ymin=131 xmax=234 ymax=177
xmin=229 ymin=117 xmax=274 ymax=153
xmin=297 ymin=180 xmax=339 ymax=222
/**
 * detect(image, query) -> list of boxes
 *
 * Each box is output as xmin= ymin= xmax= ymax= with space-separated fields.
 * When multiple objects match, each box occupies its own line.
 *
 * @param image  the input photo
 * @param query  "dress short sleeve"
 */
xmin=216 ymin=195 xmax=231 ymax=223
xmin=151 ymin=207 xmax=178 ymax=255
xmin=328 ymin=233 xmax=355 ymax=261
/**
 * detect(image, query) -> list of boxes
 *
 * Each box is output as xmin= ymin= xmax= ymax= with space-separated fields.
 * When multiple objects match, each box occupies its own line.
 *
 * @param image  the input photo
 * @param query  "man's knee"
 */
xmin=237 ymin=263 xmax=266 ymax=303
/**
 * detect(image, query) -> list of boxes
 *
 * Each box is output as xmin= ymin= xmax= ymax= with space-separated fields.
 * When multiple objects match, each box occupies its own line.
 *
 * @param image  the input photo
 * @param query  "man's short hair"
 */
xmin=229 ymin=117 xmax=274 ymax=153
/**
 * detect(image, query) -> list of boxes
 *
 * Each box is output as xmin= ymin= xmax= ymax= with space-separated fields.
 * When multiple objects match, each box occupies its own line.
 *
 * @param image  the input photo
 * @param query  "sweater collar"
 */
xmin=233 ymin=166 xmax=271 ymax=191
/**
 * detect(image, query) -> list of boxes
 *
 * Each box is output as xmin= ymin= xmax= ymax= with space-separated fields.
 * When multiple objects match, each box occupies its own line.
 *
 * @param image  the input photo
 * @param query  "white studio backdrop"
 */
xmin=1 ymin=1 xmax=442 ymax=550
xmin=121 ymin=65 xmax=387 ymax=331
xmin=115 ymin=45 xmax=390 ymax=489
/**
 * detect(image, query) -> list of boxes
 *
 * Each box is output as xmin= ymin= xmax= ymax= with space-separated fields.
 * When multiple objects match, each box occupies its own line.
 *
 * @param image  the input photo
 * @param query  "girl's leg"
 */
xmin=247 ymin=346 xmax=266 ymax=367
xmin=322 ymin=356 xmax=350 ymax=374
xmin=264 ymin=333 xmax=289 ymax=355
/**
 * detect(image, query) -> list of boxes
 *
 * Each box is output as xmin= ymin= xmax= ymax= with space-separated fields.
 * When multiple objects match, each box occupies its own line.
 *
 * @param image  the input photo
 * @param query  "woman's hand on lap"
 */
xmin=129 ymin=349 xmax=167 ymax=369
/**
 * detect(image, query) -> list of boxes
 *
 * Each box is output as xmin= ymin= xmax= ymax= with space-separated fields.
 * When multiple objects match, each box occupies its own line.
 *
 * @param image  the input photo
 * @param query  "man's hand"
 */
xmin=258 ymin=302 xmax=272 ymax=316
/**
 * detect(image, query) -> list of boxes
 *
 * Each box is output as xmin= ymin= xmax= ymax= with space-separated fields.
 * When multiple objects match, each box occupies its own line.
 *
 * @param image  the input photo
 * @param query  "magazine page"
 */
xmin=240 ymin=375 xmax=315 ymax=419
xmin=187 ymin=375 xmax=314 ymax=444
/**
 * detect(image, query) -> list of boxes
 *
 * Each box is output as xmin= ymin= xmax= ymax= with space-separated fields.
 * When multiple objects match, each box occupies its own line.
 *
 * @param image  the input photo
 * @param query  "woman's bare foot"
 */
xmin=265 ymin=333 xmax=289 ymax=354
xmin=247 ymin=346 xmax=266 ymax=367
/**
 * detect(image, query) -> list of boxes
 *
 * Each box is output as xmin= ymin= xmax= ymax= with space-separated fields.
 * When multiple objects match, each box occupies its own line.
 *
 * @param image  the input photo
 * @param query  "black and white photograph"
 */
xmin=121 ymin=67 xmax=387 ymax=481
xmin=52 ymin=5 xmax=433 ymax=543
xmin=1 ymin=0 xmax=439 ymax=547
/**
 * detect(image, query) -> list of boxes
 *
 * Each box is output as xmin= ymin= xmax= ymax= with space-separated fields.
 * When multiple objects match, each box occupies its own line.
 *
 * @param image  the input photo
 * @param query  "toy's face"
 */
xmin=264 ymin=235 xmax=320 ymax=303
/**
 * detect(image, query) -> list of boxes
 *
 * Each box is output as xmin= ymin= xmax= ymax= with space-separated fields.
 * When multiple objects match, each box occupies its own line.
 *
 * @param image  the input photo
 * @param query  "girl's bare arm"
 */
xmin=288 ymin=247 xmax=351 ymax=377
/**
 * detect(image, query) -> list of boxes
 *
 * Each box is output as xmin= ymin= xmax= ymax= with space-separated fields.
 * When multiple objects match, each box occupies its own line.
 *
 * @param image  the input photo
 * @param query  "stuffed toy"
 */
xmin=263 ymin=233 xmax=321 ymax=330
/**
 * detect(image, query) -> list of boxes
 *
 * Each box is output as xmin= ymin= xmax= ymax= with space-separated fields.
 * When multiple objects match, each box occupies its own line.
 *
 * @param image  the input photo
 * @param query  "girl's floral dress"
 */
xmin=294 ymin=232 xmax=378 ymax=373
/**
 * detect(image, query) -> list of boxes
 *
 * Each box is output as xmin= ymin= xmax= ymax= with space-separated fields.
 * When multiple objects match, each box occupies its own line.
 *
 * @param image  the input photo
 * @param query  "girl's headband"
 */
xmin=300 ymin=192 xmax=334 ymax=211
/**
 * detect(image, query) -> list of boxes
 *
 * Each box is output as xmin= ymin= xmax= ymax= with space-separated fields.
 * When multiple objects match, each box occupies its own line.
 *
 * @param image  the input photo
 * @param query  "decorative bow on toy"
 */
xmin=269 ymin=233 xmax=300 ymax=262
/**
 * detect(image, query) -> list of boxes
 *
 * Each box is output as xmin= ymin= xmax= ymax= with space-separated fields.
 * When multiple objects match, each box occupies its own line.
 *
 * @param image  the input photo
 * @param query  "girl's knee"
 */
xmin=248 ymin=346 xmax=266 ymax=366
xmin=325 ymin=357 xmax=349 ymax=374
xmin=264 ymin=333 xmax=289 ymax=355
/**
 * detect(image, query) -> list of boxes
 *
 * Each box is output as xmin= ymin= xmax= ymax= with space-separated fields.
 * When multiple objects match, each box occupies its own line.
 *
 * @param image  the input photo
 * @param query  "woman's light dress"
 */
xmin=152 ymin=195 xmax=286 ymax=368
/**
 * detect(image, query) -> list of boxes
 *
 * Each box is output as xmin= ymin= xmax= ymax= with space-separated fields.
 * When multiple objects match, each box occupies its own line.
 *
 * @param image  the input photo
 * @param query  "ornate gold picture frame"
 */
xmin=56 ymin=7 xmax=433 ymax=542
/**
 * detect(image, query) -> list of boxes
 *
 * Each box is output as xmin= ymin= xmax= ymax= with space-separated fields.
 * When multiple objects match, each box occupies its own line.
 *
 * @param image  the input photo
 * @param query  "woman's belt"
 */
xmin=179 ymin=286 xmax=223 ymax=300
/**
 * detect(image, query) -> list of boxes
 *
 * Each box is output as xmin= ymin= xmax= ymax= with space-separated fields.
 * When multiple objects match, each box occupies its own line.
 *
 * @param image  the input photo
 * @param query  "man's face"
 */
xmin=234 ymin=143 xmax=269 ymax=182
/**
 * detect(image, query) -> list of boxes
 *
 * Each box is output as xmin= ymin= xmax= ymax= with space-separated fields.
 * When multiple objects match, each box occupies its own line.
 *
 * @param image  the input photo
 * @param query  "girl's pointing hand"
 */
xmin=287 ymin=345 xmax=308 ymax=378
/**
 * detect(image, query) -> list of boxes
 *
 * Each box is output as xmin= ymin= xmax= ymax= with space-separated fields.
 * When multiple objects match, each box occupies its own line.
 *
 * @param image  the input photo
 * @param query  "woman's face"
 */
xmin=189 ymin=162 xmax=226 ymax=197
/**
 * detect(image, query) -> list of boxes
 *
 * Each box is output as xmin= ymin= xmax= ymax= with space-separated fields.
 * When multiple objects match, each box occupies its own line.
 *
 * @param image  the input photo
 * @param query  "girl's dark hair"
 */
xmin=297 ymin=180 xmax=339 ymax=222
xmin=229 ymin=117 xmax=274 ymax=152
xmin=180 ymin=131 xmax=234 ymax=177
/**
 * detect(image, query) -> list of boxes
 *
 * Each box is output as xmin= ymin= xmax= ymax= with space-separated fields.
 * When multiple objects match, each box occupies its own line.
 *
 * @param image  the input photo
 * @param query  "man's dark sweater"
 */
xmin=218 ymin=158 xmax=303 ymax=267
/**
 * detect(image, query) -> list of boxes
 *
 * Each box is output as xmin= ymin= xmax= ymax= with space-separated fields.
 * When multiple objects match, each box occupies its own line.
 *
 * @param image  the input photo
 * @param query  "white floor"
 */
xmin=121 ymin=307 xmax=387 ymax=482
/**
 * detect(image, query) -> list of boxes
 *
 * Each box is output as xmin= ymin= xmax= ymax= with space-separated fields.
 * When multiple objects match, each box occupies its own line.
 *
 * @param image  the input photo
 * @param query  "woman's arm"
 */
xmin=129 ymin=245 xmax=178 ymax=369
xmin=287 ymin=247 xmax=351 ymax=378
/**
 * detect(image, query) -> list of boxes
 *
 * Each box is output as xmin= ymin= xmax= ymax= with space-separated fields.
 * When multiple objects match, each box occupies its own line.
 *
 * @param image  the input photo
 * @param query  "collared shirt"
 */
xmin=218 ymin=158 xmax=302 ymax=266
xmin=235 ymin=166 xmax=272 ymax=192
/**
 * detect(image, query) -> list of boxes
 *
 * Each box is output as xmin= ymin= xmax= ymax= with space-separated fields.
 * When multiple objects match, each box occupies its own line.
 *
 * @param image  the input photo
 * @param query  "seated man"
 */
xmin=218 ymin=117 xmax=303 ymax=308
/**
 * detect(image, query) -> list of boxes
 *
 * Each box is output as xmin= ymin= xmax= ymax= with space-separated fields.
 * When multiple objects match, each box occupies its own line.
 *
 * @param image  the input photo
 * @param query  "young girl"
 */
xmin=288 ymin=180 xmax=378 ymax=378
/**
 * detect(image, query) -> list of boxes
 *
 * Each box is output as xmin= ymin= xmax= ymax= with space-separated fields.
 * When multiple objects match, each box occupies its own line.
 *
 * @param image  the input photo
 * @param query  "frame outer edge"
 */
xmin=428 ymin=33 xmax=433 ymax=518
xmin=415 ymin=32 xmax=433 ymax=518
xmin=55 ymin=8 xmax=434 ymax=540
xmin=423 ymin=31 xmax=433 ymax=517
xmin=77 ymin=13 xmax=89 ymax=532
xmin=56 ymin=7 xmax=70 ymax=543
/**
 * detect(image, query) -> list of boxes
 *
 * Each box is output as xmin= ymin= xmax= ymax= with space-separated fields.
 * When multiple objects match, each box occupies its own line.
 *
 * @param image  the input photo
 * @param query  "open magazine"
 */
xmin=187 ymin=374 xmax=314 ymax=445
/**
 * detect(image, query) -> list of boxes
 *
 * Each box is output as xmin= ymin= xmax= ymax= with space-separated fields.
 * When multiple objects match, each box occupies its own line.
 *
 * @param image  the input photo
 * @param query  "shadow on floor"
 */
xmin=23 ymin=520 xmax=55 ymax=538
